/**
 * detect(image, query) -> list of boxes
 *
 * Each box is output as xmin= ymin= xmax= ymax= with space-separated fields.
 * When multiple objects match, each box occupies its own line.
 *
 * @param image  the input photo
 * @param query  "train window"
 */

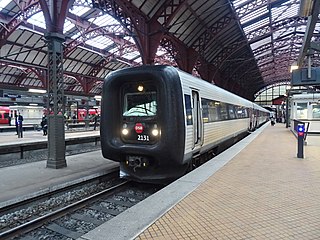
xmin=123 ymin=92 xmax=157 ymax=117
xmin=201 ymin=99 xmax=253 ymax=122
xmin=184 ymin=94 xmax=193 ymax=125
xmin=235 ymin=106 xmax=248 ymax=118
xmin=201 ymin=99 xmax=209 ymax=123
xmin=228 ymin=104 xmax=236 ymax=119
xmin=218 ymin=102 xmax=228 ymax=120
xmin=208 ymin=101 xmax=219 ymax=122
xmin=201 ymin=98 xmax=220 ymax=122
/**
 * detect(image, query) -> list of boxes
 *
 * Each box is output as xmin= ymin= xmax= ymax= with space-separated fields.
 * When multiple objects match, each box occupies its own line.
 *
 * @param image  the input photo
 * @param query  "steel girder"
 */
xmin=93 ymin=0 xmax=162 ymax=64
xmin=92 ymin=0 xmax=237 ymax=88
xmin=0 ymin=0 xmax=41 ymax=47
xmin=297 ymin=0 xmax=320 ymax=67
xmin=160 ymin=35 xmax=199 ymax=73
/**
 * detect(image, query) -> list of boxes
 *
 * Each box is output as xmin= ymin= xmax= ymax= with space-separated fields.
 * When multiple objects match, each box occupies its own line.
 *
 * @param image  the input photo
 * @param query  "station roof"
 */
xmin=0 ymin=0 xmax=319 ymax=101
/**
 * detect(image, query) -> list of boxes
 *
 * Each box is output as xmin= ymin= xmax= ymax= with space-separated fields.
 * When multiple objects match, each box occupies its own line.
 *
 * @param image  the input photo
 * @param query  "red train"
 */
xmin=76 ymin=108 xmax=100 ymax=121
xmin=0 ymin=105 xmax=100 ymax=125
xmin=0 ymin=106 xmax=10 ymax=124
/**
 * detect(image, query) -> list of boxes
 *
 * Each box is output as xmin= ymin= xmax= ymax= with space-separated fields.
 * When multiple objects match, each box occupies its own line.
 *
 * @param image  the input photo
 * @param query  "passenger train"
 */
xmin=0 ymin=105 xmax=44 ymax=125
xmin=0 ymin=105 xmax=100 ymax=125
xmin=100 ymin=65 xmax=270 ymax=183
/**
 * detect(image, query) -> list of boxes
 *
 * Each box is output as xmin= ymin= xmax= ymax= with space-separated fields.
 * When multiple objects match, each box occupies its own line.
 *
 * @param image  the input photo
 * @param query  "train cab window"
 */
xmin=184 ymin=94 xmax=193 ymax=125
xmin=123 ymin=92 xmax=157 ymax=117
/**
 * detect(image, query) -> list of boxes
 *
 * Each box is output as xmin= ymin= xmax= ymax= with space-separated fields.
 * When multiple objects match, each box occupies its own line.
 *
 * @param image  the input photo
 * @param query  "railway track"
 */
xmin=0 ymin=175 xmax=161 ymax=240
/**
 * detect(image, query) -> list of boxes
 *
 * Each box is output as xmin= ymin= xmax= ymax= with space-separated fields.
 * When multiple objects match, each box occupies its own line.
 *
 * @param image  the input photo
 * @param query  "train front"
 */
xmin=100 ymin=66 xmax=186 ymax=184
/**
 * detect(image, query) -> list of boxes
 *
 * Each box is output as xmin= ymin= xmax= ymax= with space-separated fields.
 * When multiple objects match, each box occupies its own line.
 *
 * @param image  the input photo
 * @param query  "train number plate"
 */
xmin=137 ymin=134 xmax=150 ymax=141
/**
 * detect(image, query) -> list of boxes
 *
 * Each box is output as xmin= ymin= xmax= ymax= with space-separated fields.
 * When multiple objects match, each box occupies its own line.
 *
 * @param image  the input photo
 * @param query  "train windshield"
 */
xmin=123 ymin=92 xmax=157 ymax=117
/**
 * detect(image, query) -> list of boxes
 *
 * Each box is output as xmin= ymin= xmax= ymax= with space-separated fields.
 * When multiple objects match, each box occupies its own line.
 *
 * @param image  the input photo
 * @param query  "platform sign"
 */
xmin=297 ymin=123 xmax=305 ymax=158
xmin=297 ymin=124 xmax=305 ymax=137
xmin=291 ymin=67 xmax=320 ymax=86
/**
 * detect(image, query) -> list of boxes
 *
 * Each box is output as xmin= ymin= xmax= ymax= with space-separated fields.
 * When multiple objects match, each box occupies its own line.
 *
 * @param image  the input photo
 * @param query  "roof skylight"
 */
xmin=239 ymin=6 xmax=268 ymax=25
xmin=88 ymin=14 xmax=119 ymax=27
xmin=85 ymin=36 xmax=114 ymax=49
xmin=122 ymin=51 xmax=140 ymax=60
xmin=70 ymin=5 xmax=91 ymax=16
xmin=27 ymin=12 xmax=46 ymax=29
xmin=0 ymin=0 xmax=11 ymax=11
xmin=64 ymin=19 xmax=75 ymax=33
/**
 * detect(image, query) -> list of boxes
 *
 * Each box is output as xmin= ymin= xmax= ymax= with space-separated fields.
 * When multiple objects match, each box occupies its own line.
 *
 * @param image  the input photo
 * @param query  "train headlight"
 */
xmin=122 ymin=123 xmax=129 ymax=135
xmin=151 ymin=124 xmax=159 ymax=136
xmin=137 ymin=85 xmax=144 ymax=92
xmin=122 ymin=128 xmax=129 ymax=135
xmin=152 ymin=129 xmax=159 ymax=136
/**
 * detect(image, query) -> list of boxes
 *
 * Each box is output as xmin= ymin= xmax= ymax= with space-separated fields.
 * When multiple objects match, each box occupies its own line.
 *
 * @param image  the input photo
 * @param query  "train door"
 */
xmin=192 ymin=90 xmax=203 ymax=149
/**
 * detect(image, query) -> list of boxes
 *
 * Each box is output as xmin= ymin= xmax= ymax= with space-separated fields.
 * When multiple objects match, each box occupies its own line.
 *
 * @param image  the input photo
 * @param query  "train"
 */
xmin=75 ymin=108 xmax=100 ymax=121
xmin=100 ymin=65 xmax=270 ymax=183
xmin=0 ymin=105 xmax=100 ymax=125
xmin=0 ymin=105 xmax=44 ymax=125
xmin=0 ymin=106 xmax=10 ymax=124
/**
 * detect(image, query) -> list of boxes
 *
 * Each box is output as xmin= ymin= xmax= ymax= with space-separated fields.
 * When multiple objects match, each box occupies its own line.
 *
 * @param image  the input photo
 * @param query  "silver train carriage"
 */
xmin=100 ymin=65 xmax=270 ymax=183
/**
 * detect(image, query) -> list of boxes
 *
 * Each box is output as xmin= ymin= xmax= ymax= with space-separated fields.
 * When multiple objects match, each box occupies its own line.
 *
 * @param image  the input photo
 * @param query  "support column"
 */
xmin=45 ymin=32 xmax=66 ymax=169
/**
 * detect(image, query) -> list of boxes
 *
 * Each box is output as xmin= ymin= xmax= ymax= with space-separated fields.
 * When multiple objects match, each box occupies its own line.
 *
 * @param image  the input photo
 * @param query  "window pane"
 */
xmin=296 ymin=103 xmax=307 ymax=119
xmin=123 ymin=92 xmax=157 ymax=116
xmin=312 ymin=105 xmax=320 ymax=119
xmin=185 ymin=95 xmax=193 ymax=125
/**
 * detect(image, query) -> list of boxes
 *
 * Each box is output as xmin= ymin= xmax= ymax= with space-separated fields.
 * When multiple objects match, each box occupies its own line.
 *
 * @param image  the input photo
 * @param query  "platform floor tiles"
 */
xmin=136 ymin=124 xmax=320 ymax=240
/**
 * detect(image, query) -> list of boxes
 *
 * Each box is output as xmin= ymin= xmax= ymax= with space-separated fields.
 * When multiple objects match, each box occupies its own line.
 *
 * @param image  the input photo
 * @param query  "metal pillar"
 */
xmin=45 ymin=32 xmax=67 ymax=169
xmin=285 ymin=96 xmax=290 ymax=128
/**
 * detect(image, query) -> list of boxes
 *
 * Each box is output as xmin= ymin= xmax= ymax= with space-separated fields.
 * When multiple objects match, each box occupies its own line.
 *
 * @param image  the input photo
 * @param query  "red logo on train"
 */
xmin=134 ymin=123 xmax=144 ymax=133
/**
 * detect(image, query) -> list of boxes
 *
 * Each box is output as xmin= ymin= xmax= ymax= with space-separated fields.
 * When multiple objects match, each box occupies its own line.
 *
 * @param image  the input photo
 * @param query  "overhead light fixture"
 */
xmin=299 ymin=0 xmax=314 ymax=17
xmin=94 ymin=95 xmax=102 ymax=100
xmin=29 ymin=103 xmax=38 ymax=106
xmin=28 ymin=89 xmax=47 ymax=93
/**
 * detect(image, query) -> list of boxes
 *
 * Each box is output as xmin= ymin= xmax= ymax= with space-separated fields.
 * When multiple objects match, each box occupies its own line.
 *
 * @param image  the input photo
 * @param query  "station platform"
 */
xmin=0 ymin=129 xmax=118 ymax=208
xmin=78 ymin=123 xmax=320 ymax=240
xmin=0 ymin=128 xmax=99 ymax=146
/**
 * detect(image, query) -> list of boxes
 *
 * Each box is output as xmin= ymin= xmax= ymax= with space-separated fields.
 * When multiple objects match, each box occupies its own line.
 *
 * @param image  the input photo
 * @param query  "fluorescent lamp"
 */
xmin=28 ymin=89 xmax=46 ymax=93
xmin=29 ymin=103 xmax=38 ymax=106
xmin=94 ymin=95 xmax=102 ymax=100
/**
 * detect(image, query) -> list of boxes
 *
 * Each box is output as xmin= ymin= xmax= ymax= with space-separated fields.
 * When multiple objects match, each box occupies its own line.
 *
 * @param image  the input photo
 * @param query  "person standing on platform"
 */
xmin=40 ymin=115 xmax=48 ymax=136
xmin=270 ymin=116 xmax=275 ymax=126
xmin=8 ymin=115 xmax=11 ymax=126
xmin=17 ymin=113 xmax=24 ymax=138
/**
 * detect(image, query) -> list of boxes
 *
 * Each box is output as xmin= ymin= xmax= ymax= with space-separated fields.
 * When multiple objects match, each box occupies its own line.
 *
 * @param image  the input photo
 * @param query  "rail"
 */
xmin=0 ymin=180 xmax=128 ymax=240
